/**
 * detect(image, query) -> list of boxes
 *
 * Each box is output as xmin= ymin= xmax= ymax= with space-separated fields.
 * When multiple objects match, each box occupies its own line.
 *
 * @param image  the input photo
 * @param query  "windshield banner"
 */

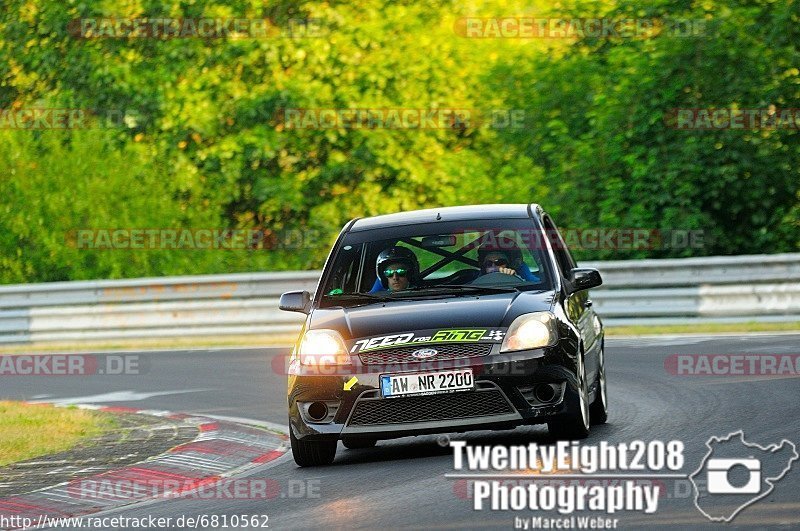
xmin=348 ymin=328 xmax=507 ymax=354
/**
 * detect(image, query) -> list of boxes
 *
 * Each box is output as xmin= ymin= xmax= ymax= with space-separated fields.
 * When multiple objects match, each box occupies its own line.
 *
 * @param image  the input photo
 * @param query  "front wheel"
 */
xmin=590 ymin=346 xmax=608 ymax=425
xmin=290 ymin=430 xmax=337 ymax=467
xmin=548 ymin=357 xmax=590 ymax=440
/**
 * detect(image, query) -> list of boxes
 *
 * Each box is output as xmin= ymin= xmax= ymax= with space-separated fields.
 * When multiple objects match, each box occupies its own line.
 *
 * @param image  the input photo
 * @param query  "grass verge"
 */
xmin=606 ymin=321 xmax=800 ymax=336
xmin=0 ymin=402 xmax=116 ymax=466
xmin=0 ymin=334 xmax=300 ymax=354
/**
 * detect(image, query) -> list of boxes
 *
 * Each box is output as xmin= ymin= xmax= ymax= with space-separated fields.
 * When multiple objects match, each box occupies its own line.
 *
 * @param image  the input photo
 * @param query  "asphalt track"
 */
xmin=2 ymin=334 xmax=799 ymax=529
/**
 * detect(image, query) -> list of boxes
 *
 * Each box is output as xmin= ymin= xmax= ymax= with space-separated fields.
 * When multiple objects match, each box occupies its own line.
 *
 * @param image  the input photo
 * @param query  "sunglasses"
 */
xmin=484 ymin=258 xmax=508 ymax=268
xmin=383 ymin=268 xmax=409 ymax=278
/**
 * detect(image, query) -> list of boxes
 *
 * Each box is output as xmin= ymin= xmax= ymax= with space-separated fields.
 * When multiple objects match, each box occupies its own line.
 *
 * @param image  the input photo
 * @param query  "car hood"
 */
xmin=309 ymin=290 xmax=557 ymax=340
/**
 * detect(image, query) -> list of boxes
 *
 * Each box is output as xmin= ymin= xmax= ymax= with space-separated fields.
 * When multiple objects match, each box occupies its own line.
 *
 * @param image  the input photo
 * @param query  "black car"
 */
xmin=279 ymin=204 xmax=606 ymax=466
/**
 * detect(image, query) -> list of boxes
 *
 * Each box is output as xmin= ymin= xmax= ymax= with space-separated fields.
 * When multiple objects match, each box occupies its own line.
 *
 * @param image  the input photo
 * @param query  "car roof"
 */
xmin=349 ymin=204 xmax=542 ymax=232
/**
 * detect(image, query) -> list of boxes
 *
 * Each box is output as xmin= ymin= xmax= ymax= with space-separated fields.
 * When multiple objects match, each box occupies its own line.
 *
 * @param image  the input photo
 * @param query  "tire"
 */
xmin=589 ymin=346 xmax=608 ymax=425
xmin=548 ymin=354 xmax=590 ymax=440
xmin=342 ymin=438 xmax=377 ymax=450
xmin=290 ymin=430 xmax=337 ymax=467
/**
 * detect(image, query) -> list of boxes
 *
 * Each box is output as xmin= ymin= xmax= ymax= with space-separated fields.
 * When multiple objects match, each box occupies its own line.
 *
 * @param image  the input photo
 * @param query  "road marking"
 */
xmin=28 ymin=389 xmax=217 ymax=405
xmin=7 ymin=403 xmax=291 ymax=529
xmin=202 ymin=414 xmax=289 ymax=435
xmin=609 ymin=331 xmax=800 ymax=342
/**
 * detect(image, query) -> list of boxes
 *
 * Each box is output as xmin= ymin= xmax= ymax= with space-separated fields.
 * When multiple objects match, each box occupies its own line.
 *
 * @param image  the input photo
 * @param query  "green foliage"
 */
xmin=490 ymin=0 xmax=800 ymax=259
xmin=0 ymin=130 xmax=317 ymax=283
xmin=0 ymin=0 xmax=797 ymax=283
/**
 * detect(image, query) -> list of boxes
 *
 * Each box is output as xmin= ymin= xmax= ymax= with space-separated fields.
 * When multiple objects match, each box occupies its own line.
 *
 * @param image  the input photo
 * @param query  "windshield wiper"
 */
xmin=323 ymin=293 xmax=439 ymax=306
xmin=323 ymin=286 xmax=529 ymax=306
xmin=404 ymin=285 xmax=522 ymax=295
xmin=324 ymin=292 xmax=395 ymax=302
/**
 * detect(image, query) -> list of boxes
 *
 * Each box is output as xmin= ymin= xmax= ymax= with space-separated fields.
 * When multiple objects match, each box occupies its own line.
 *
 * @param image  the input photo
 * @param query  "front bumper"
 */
xmin=288 ymin=344 xmax=582 ymax=441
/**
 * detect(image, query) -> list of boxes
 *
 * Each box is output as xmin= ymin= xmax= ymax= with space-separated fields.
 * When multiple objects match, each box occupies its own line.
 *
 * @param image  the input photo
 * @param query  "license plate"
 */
xmin=380 ymin=368 xmax=474 ymax=398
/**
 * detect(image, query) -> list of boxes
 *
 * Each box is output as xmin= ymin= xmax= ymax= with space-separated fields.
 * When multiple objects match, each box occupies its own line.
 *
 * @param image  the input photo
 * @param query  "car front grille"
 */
xmin=358 ymin=342 xmax=492 ymax=364
xmin=347 ymin=388 xmax=514 ymax=426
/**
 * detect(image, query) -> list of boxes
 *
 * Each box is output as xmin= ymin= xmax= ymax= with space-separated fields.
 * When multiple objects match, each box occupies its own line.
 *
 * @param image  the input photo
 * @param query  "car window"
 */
xmin=325 ymin=243 xmax=364 ymax=294
xmin=410 ymin=232 xmax=479 ymax=279
xmin=424 ymin=231 xmax=543 ymax=278
xmin=543 ymin=215 xmax=575 ymax=278
xmin=398 ymin=242 xmax=460 ymax=279
xmin=318 ymin=219 xmax=554 ymax=306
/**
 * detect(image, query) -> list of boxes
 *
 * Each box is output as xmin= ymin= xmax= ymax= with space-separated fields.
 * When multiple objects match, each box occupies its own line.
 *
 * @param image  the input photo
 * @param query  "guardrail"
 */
xmin=584 ymin=253 xmax=800 ymax=326
xmin=1 ymin=253 xmax=799 ymax=344
xmin=0 ymin=273 xmax=318 ymax=344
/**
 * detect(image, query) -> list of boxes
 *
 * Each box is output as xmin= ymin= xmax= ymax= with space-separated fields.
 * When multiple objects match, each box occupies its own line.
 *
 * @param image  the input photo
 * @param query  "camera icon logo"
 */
xmin=706 ymin=457 xmax=761 ymax=494
xmin=690 ymin=431 xmax=798 ymax=522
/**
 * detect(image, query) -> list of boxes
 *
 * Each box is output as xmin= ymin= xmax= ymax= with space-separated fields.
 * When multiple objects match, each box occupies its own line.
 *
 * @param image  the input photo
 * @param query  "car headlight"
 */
xmin=297 ymin=329 xmax=350 ymax=366
xmin=500 ymin=312 xmax=558 ymax=352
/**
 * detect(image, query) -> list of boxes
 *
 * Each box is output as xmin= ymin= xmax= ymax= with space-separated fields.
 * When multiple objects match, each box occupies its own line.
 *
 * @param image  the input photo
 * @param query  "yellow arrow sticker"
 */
xmin=344 ymin=376 xmax=358 ymax=391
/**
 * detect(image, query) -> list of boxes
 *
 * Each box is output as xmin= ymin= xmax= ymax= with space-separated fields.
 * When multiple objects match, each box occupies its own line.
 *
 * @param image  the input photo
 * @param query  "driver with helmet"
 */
xmin=477 ymin=236 xmax=540 ymax=282
xmin=372 ymin=246 xmax=420 ymax=292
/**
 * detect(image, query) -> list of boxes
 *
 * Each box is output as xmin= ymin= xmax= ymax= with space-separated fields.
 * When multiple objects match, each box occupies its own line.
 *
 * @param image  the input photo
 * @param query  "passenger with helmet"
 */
xmin=477 ymin=235 xmax=540 ymax=282
xmin=370 ymin=246 xmax=420 ymax=293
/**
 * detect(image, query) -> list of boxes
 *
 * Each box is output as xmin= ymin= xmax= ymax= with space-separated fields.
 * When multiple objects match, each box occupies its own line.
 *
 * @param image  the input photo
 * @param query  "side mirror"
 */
xmin=570 ymin=268 xmax=602 ymax=293
xmin=279 ymin=290 xmax=311 ymax=314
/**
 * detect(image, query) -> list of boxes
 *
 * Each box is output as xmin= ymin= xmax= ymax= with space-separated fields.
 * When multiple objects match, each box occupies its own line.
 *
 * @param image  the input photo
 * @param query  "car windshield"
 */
xmin=319 ymin=218 xmax=554 ymax=307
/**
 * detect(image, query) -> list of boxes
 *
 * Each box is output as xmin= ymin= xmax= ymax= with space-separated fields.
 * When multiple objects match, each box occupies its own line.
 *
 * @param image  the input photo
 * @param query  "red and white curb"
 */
xmin=0 ymin=404 xmax=289 ymax=529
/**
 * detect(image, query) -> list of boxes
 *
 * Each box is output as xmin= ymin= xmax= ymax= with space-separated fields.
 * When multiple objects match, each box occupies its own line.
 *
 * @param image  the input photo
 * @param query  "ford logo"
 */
xmin=411 ymin=348 xmax=438 ymax=359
